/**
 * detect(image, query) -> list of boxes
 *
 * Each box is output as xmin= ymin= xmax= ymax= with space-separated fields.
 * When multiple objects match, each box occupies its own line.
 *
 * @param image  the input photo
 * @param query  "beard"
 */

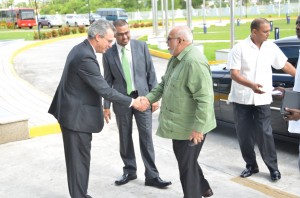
xmin=168 ymin=49 xmax=174 ymax=55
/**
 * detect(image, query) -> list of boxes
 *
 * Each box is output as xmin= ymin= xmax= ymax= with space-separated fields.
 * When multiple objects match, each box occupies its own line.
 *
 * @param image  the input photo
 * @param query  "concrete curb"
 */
xmin=9 ymin=34 xmax=86 ymax=138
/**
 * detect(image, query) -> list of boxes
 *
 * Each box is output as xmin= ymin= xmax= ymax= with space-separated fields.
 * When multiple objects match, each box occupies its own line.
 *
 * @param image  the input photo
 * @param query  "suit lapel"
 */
xmin=130 ymin=41 xmax=137 ymax=87
xmin=112 ymin=44 xmax=126 ymax=80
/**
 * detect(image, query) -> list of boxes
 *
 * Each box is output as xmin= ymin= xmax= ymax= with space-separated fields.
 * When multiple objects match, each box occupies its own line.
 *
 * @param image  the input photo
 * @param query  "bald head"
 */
xmin=169 ymin=26 xmax=193 ymax=43
xmin=167 ymin=25 xmax=193 ymax=56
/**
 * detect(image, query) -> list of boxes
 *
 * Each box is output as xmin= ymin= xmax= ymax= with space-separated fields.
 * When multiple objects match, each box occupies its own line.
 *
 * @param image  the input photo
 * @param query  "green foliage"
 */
xmin=71 ymin=27 xmax=77 ymax=34
xmin=6 ymin=22 xmax=14 ymax=29
xmin=51 ymin=29 xmax=58 ymax=37
xmin=78 ymin=26 xmax=86 ymax=33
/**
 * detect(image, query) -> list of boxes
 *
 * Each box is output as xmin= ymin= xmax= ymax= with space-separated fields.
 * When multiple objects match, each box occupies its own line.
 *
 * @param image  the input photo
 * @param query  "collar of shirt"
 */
xmin=116 ymin=41 xmax=131 ymax=54
xmin=247 ymin=35 xmax=266 ymax=50
xmin=176 ymin=44 xmax=193 ymax=60
xmin=87 ymin=39 xmax=97 ymax=55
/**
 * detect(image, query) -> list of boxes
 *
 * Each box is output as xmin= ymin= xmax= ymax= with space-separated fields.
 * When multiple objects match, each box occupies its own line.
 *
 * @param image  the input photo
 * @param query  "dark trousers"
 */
xmin=115 ymin=108 xmax=159 ymax=179
xmin=61 ymin=126 xmax=92 ymax=198
xmin=173 ymin=137 xmax=210 ymax=198
xmin=233 ymin=103 xmax=278 ymax=172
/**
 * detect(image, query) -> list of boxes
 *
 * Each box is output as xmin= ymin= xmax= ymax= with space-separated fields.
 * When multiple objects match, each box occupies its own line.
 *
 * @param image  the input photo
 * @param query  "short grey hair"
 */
xmin=87 ymin=19 xmax=116 ymax=39
xmin=173 ymin=26 xmax=193 ymax=42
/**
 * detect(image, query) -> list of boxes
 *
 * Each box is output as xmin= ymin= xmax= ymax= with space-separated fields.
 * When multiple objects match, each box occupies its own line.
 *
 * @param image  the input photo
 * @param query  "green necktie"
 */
xmin=121 ymin=47 xmax=133 ymax=95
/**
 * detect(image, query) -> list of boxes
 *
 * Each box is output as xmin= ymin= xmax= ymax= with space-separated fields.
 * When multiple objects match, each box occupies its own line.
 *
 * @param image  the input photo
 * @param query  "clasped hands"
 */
xmin=132 ymin=96 xmax=151 ymax=112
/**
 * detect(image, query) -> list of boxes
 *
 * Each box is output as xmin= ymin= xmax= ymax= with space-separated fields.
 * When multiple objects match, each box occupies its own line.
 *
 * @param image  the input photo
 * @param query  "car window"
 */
xmin=273 ymin=45 xmax=299 ymax=74
xmin=279 ymin=46 xmax=299 ymax=67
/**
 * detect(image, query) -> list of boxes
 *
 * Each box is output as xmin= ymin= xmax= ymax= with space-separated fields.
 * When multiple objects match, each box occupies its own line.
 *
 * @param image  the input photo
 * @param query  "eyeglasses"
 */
xmin=167 ymin=37 xmax=179 ymax=42
xmin=116 ymin=31 xmax=130 ymax=37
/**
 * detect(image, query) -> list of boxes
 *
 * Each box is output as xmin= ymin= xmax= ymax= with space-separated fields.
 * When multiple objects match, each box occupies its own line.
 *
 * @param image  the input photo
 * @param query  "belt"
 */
xmin=129 ymin=90 xmax=138 ymax=99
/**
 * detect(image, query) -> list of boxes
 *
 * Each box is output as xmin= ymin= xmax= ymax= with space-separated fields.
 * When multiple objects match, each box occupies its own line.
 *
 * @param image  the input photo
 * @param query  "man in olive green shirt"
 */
xmin=142 ymin=26 xmax=216 ymax=198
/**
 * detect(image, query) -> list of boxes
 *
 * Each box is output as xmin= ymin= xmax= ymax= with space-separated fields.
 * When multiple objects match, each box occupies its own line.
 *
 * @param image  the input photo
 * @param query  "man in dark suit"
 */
xmin=48 ymin=20 xmax=144 ymax=198
xmin=102 ymin=19 xmax=171 ymax=188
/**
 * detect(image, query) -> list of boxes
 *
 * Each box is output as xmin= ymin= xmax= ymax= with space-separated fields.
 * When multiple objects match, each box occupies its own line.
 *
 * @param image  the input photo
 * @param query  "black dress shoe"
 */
xmin=270 ymin=170 xmax=281 ymax=181
xmin=115 ymin=174 xmax=137 ymax=185
xmin=240 ymin=166 xmax=259 ymax=178
xmin=145 ymin=177 xmax=172 ymax=188
xmin=202 ymin=188 xmax=213 ymax=197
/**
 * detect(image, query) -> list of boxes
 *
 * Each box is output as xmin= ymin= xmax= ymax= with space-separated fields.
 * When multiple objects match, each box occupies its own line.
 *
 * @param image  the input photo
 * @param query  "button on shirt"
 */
xmin=117 ymin=42 xmax=135 ymax=91
xmin=227 ymin=36 xmax=287 ymax=105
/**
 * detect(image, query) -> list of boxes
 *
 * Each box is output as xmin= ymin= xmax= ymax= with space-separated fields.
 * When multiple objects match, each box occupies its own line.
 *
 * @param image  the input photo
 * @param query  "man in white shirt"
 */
xmin=282 ymin=15 xmax=300 ymax=172
xmin=227 ymin=18 xmax=296 ymax=181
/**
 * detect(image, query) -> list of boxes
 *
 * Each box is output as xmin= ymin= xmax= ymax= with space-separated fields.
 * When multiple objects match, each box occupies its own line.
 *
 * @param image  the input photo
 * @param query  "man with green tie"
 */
xmin=102 ymin=19 xmax=171 ymax=188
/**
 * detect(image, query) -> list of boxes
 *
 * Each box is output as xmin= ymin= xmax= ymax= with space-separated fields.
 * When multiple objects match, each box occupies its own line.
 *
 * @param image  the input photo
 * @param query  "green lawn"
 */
xmin=0 ymin=29 xmax=36 ymax=40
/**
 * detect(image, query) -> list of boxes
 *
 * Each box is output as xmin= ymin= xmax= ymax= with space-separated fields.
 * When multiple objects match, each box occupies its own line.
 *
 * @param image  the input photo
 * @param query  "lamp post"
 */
xmin=219 ymin=0 xmax=222 ymax=22
xmin=88 ymin=0 xmax=91 ymax=24
xmin=152 ymin=0 xmax=158 ymax=36
xmin=186 ymin=0 xmax=192 ymax=29
xmin=9 ymin=3 xmax=15 ymax=29
xmin=245 ymin=0 xmax=247 ymax=18
xmin=34 ymin=0 xmax=40 ymax=40
xmin=137 ymin=0 xmax=142 ymax=23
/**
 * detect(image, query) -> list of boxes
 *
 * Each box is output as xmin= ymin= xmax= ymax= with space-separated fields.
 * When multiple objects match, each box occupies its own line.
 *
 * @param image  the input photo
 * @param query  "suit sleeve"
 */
xmin=102 ymin=53 xmax=113 ymax=109
xmin=143 ymin=42 xmax=157 ymax=91
xmin=78 ymin=54 xmax=132 ymax=106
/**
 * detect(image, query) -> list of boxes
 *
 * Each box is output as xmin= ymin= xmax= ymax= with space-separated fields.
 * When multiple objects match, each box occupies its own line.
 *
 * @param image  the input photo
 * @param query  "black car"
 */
xmin=212 ymin=36 xmax=300 ymax=143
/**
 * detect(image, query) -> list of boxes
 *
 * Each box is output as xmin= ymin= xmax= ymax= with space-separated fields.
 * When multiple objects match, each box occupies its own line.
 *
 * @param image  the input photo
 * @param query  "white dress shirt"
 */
xmin=227 ymin=36 xmax=287 ymax=106
xmin=288 ymin=49 xmax=300 ymax=134
xmin=116 ymin=41 xmax=135 ymax=91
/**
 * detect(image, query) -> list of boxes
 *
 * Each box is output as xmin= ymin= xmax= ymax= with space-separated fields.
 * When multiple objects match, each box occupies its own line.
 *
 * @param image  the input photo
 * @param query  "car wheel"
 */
xmin=66 ymin=22 xmax=70 ymax=27
xmin=58 ymin=25 xmax=62 ymax=28
xmin=48 ymin=23 xmax=52 ymax=28
xmin=75 ymin=22 xmax=78 ymax=27
xmin=39 ymin=23 xmax=42 ymax=29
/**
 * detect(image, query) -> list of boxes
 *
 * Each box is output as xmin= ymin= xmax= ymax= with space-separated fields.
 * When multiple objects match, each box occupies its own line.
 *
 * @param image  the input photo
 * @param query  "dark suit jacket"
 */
xmin=102 ymin=40 xmax=157 ymax=114
xmin=49 ymin=39 xmax=132 ymax=133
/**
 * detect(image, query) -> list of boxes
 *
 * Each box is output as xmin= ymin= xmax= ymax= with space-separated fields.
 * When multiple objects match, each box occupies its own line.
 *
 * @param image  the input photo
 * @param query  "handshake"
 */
xmin=132 ymin=96 xmax=152 ymax=112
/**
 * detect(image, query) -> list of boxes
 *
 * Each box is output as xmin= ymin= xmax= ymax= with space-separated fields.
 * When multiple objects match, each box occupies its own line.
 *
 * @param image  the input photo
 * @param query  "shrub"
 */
xmin=146 ymin=22 xmax=153 ymax=27
xmin=6 ymin=22 xmax=14 ymax=29
xmin=78 ymin=26 xmax=86 ymax=33
xmin=58 ymin=28 xmax=65 ymax=36
xmin=71 ymin=27 xmax=77 ymax=34
xmin=41 ymin=32 xmax=46 ymax=40
xmin=33 ymin=31 xmax=39 ymax=40
xmin=51 ymin=29 xmax=58 ymax=37
xmin=158 ymin=21 xmax=163 ymax=26
xmin=45 ymin=31 xmax=52 ymax=39
xmin=133 ymin=23 xmax=139 ymax=28
xmin=0 ymin=21 xmax=7 ymax=28
xmin=64 ymin=26 xmax=71 ymax=35
xmin=140 ymin=22 xmax=145 ymax=28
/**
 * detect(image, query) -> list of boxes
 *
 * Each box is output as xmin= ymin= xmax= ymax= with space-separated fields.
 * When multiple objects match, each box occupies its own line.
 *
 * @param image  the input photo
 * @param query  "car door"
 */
xmin=211 ymin=65 xmax=233 ymax=122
